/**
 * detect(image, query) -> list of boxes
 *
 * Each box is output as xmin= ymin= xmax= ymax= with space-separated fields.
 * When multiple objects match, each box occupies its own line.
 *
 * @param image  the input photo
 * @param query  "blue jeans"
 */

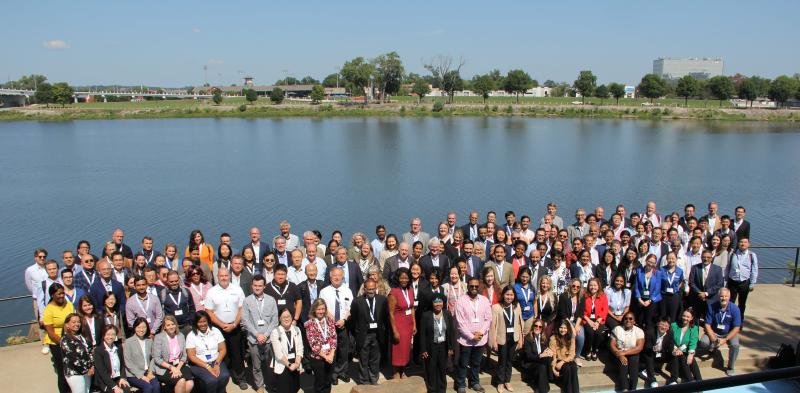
xmin=575 ymin=325 xmax=585 ymax=357
xmin=190 ymin=363 xmax=231 ymax=393
xmin=128 ymin=376 xmax=160 ymax=393
xmin=457 ymin=344 xmax=484 ymax=389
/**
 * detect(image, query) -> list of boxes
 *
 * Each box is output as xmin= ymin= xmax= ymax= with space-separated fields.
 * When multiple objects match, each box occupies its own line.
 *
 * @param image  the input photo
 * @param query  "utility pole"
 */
xmin=203 ymin=65 xmax=208 ymax=86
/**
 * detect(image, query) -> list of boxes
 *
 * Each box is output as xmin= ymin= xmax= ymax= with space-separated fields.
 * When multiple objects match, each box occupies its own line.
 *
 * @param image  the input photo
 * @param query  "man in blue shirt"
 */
xmin=699 ymin=288 xmax=741 ymax=376
xmin=725 ymin=238 xmax=758 ymax=322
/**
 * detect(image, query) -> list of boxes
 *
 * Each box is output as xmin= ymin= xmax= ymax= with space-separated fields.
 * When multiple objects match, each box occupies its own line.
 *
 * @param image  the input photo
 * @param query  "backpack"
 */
xmin=768 ymin=343 xmax=797 ymax=369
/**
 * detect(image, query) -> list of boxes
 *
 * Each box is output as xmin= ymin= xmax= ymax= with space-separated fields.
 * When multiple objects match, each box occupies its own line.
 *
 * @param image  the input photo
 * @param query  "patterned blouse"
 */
xmin=303 ymin=317 xmax=337 ymax=359
xmin=61 ymin=334 xmax=94 ymax=376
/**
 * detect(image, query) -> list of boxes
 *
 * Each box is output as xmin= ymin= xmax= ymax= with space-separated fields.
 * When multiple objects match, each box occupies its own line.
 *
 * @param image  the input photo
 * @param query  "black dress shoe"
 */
xmin=332 ymin=379 xmax=339 ymax=385
xmin=340 ymin=376 xmax=351 ymax=383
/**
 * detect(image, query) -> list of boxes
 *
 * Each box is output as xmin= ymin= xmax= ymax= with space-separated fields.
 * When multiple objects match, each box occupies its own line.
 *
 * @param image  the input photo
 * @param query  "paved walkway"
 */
xmin=2 ymin=284 xmax=797 ymax=393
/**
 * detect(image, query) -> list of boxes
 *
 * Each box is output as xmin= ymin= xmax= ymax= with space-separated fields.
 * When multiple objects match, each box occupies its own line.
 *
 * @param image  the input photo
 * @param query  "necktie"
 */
xmin=310 ymin=284 xmax=317 ymax=303
xmin=334 ymin=289 xmax=341 ymax=321
xmin=702 ymin=265 xmax=708 ymax=287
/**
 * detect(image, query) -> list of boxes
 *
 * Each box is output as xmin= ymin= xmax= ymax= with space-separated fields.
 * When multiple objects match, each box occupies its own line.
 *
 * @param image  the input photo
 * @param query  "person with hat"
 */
xmin=419 ymin=292 xmax=456 ymax=393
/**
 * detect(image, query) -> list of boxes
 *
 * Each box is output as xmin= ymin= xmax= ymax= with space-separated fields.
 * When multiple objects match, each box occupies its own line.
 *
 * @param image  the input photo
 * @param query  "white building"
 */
xmin=624 ymin=85 xmax=636 ymax=99
xmin=653 ymin=57 xmax=724 ymax=80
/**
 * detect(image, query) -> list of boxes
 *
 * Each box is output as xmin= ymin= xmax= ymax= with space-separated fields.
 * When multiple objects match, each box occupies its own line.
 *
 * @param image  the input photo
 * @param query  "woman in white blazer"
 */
xmin=270 ymin=308 xmax=304 ymax=393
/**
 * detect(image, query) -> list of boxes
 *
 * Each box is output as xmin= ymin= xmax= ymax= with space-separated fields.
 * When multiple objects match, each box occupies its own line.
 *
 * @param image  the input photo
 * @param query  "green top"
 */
xmin=671 ymin=322 xmax=698 ymax=353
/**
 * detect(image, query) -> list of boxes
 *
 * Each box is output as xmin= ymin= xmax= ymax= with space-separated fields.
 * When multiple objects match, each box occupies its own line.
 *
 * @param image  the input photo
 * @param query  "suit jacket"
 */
xmin=401 ymin=231 xmax=431 ymax=253
xmin=418 ymin=310 xmax=457 ymax=355
xmin=325 ymin=261 xmax=363 ymax=295
xmin=567 ymin=222 xmax=590 ymax=244
xmin=93 ymin=342 xmax=128 ymax=393
xmin=418 ymin=285 xmax=447 ymax=314
xmin=233 ymin=269 xmax=254 ymax=297
xmin=151 ymin=331 xmax=187 ymax=375
xmin=701 ymin=214 xmax=723 ymax=232
xmin=523 ymin=333 xmax=552 ymax=366
xmin=382 ymin=255 xmax=412 ymax=282
xmin=688 ymin=263 xmax=724 ymax=299
xmin=489 ymin=304 xmax=523 ymax=347
xmin=297 ymin=279 xmax=325 ymax=324
xmin=484 ymin=260 xmax=514 ymax=289
xmin=528 ymin=265 xmax=550 ymax=290
xmin=556 ymin=293 xmax=585 ymax=325
xmin=593 ymin=264 xmax=617 ymax=289
xmin=419 ymin=253 xmax=451 ymax=283
xmin=82 ymin=314 xmax=106 ymax=348
xmin=714 ymin=228 xmax=738 ymax=247
xmin=444 ymin=241 xmax=465 ymax=261
xmin=464 ymin=255 xmax=484 ymax=280
xmin=644 ymin=328 xmax=676 ymax=358
xmin=242 ymin=241 xmax=272 ymax=264
xmin=90 ymin=277 xmax=127 ymax=316
xmin=734 ymin=220 xmax=751 ymax=241
xmin=123 ymin=337 xmax=154 ymax=378
xmin=460 ymin=223 xmax=480 ymax=241
xmin=350 ymin=294 xmax=389 ymax=349
xmin=270 ymin=325 xmax=304 ymax=374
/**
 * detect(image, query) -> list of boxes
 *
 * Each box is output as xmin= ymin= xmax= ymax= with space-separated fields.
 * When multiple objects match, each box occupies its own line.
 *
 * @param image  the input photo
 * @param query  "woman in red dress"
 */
xmin=387 ymin=267 xmax=416 ymax=379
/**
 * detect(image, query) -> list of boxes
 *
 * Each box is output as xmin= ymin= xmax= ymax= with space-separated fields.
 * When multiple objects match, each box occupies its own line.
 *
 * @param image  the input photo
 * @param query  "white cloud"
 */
xmin=43 ymin=39 xmax=70 ymax=50
xmin=207 ymin=59 xmax=224 ymax=65
xmin=192 ymin=28 xmax=201 ymax=33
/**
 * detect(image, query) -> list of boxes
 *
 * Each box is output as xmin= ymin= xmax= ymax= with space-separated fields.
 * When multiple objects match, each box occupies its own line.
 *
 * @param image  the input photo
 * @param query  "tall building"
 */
xmin=653 ymin=57 xmax=724 ymax=80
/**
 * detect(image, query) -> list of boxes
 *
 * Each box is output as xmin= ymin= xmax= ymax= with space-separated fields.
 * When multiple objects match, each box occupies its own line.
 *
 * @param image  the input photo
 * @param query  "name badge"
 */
xmin=666 ymin=288 xmax=674 ymax=294
xmin=523 ymin=306 xmax=530 ymax=312
xmin=174 ymin=310 xmax=183 ymax=316
xmin=405 ymin=309 xmax=412 ymax=316
xmin=257 ymin=319 xmax=265 ymax=326
xmin=505 ymin=327 xmax=515 ymax=333
xmin=716 ymin=324 xmax=726 ymax=331
xmin=655 ymin=352 xmax=662 ymax=358
xmin=614 ymin=311 xmax=622 ymax=316
xmin=205 ymin=354 xmax=213 ymax=360
xmin=287 ymin=353 xmax=295 ymax=360
xmin=321 ymin=344 xmax=331 ymax=351
xmin=369 ymin=323 xmax=378 ymax=329
xmin=146 ymin=318 xmax=152 ymax=324
xmin=435 ymin=336 xmax=445 ymax=343
xmin=277 ymin=299 xmax=286 ymax=306
xmin=643 ymin=290 xmax=650 ymax=297
xmin=472 ymin=317 xmax=480 ymax=323
xmin=590 ymin=313 xmax=596 ymax=319
xmin=414 ymin=301 xmax=419 ymax=307
xmin=626 ymin=283 xmax=632 ymax=288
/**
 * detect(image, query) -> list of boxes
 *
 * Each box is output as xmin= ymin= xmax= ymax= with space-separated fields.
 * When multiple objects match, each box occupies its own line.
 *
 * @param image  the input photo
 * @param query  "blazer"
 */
xmin=350 ymin=294 xmax=389 ymax=349
xmin=402 ymin=231 xmax=431 ymax=253
xmin=460 ymin=223 xmax=480 ymax=241
xmin=583 ymin=294 xmax=609 ymax=324
xmin=489 ymin=304 xmax=523 ymax=347
xmin=444 ymin=241 xmax=464 ymax=261
xmin=151 ymin=331 xmax=187 ymax=376
xmin=593 ymin=264 xmax=617 ymax=289
xmin=418 ymin=310 xmax=457 ymax=354
xmin=523 ymin=333 xmax=552 ymax=366
xmin=634 ymin=268 xmax=664 ymax=302
xmin=644 ymin=328 xmax=676 ymax=358
xmin=270 ymin=325 xmax=304 ymax=374
xmin=419 ymin=253 xmax=451 ymax=283
xmin=82 ymin=314 xmax=106 ymax=349
xmin=418 ymin=285 xmax=447 ymax=314
xmin=242 ymin=294 xmax=279 ymax=345
xmin=325 ymin=261 xmax=363 ymax=295
xmin=233 ymin=269 xmax=254 ymax=297
xmin=242 ymin=241 xmax=272 ymax=264
xmin=734 ymin=220 xmax=750 ymax=241
xmin=688 ymin=263 xmax=724 ymax=299
xmin=93 ymin=342 xmax=128 ymax=393
xmin=297 ymin=280 xmax=325 ymax=324
xmin=484 ymin=260 xmax=515 ymax=289
xmin=464 ymin=256 xmax=485 ymax=280
xmin=382 ymin=254 xmax=411 ymax=282
xmin=90 ymin=278 xmax=127 ymax=315
xmin=123 ymin=337 xmax=154 ymax=378
xmin=556 ymin=293 xmax=585 ymax=326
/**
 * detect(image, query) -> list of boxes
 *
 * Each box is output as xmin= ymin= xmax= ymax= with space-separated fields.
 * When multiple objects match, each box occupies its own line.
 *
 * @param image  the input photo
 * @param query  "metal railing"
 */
xmin=637 ymin=365 xmax=800 ymax=392
xmin=0 ymin=294 xmax=35 ymax=330
xmin=750 ymin=245 xmax=800 ymax=287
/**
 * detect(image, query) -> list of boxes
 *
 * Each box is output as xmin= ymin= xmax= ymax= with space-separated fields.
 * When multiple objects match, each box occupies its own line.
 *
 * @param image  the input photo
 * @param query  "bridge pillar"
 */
xmin=74 ymin=95 xmax=78 ymax=104
xmin=103 ymin=95 xmax=107 ymax=103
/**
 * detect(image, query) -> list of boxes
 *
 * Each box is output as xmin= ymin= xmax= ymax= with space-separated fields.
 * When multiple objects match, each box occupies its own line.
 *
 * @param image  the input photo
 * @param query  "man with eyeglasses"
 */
xmin=522 ymin=319 xmax=553 ymax=393
xmin=25 ymin=249 xmax=50 ymax=332
xmin=454 ymin=278 xmax=491 ymax=393
xmin=72 ymin=252 xmax=98 ymax=294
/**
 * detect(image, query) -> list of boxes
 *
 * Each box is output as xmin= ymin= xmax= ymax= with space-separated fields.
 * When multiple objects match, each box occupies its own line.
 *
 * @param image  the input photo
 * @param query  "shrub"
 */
xmin=238 ymin=104 xmax=247 ymax=112
xmin=432 ymin=101 xmax=445 ymax=112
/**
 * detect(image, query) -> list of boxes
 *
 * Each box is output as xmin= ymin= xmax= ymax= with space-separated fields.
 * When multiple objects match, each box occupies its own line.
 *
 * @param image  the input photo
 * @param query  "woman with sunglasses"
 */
xmin=557 ymin=278 xmax=585 ymax=366
xmin=522 ymin=319 xmax=552 ymax=393
xmin=582 ymin=278 xmax=608 ymax=361
xmin=634 ymin=254 xmax=663 ymax=330
xmin=186 ymin=265 xmax=211 ymax=312
xmin=489 ymin=286 xmax=524 ymax=393
xmin=549 ymin=320 xmax=579 ymax=393
xmin=610 ymin=311 xmax=645 ymax=391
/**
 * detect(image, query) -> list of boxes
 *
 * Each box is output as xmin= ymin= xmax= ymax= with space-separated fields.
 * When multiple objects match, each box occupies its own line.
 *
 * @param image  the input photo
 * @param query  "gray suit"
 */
xmin=382 ymin=254 xmax=413 ymax=282
xmin=243 ymin=293 xmax=279 ymax=390
xmin=123 ymin=337 xmax=155 ymax=378
xmin=567 ymin=222 xmax=590 ymax=244
xmin=402 ymin=231 xmax=431 ymax=253
xmin=152 ymin=331 xmax=187 ymax=375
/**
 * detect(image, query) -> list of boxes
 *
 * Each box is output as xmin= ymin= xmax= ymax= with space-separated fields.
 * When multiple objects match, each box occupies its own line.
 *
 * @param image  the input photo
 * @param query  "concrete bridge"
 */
xmin=0 ymin=88 xmax=212 ymax=105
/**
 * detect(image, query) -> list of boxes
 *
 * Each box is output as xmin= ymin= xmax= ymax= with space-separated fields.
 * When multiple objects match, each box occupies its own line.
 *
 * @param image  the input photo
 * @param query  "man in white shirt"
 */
xmin=36 ymin=260 xmax=60 ymax=321
xmin=301 ymin=246 xmax=327 ymax=279
xmin=24 ymin=248 xmax=49 ymax=353
xmin=371 ymin=225 xmax=387 ymax=258
xmin=277 ymin=220 xmax=300 ymax=251
xmin=318 ymin=267 xmax=353 ymax=384
xmin=287 ymin=249 xmax=307 ymax=285
xmin=204 ymin=267 xmax=247 ymax=389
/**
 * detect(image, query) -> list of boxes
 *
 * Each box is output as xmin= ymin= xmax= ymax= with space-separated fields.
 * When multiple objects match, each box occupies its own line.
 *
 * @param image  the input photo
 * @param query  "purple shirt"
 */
xmin=454 ymin=293 xmax=492 ymax=347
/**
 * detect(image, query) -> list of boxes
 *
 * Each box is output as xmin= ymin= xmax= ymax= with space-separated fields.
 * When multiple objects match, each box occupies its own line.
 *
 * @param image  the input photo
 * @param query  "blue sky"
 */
xmin=2 ymin=0 xmax=798 ymax=87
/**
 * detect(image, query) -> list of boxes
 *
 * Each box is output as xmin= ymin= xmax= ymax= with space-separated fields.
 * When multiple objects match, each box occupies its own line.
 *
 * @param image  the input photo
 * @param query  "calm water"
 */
xmin=2 ymin=117 xmax=799 ymax=326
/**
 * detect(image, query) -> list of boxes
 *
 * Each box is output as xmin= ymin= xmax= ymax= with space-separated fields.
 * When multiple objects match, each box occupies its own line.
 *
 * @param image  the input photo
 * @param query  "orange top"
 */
xmin=185 ymin=243 xmax=215 ymax=270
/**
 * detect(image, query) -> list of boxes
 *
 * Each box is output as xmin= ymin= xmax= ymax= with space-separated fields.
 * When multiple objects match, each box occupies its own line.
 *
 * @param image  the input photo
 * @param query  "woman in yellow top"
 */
xmin=42 ymin=283 xmax=75 ymax=393
xmin=185 ymin=229 xmax=214 ymax=270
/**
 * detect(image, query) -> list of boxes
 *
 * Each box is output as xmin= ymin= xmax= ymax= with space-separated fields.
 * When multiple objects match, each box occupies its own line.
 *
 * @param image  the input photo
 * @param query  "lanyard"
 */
xmin=367 ymin=297 xmax=376 ymax=321
xmin=285 ymin=329 xmax=295 ymax=352
xmin=245 ymin=265 xmax=254 ymax=276
xmin=83 ymin=270 xmax=96 ymax=286
xmin=271 ymin=283 xmax=288 ymax=299
xmin=644 ymin=271 xmax=652 ymax=289
xmin=316 ymin=318 xmax=329 ymax=341
xmin=65 ymin=290 xmax=76 ymax=304
xmin=503 ymin=305 xmax=514 ymax=326
xmin=168 ymin=291 xmax=182 ymax=306
xmin=667 ymin=270 xmax=677 ymax=286
xmin=143 ymin=251 xmax=154 ymax=264
xmin=401 ymin=288 xmax=412 ymax=310
xmin=164 ymin=258 xmax=173 ymax=270
xmin=136 ymin=295 xmax=150 ymax=315
xmin=434 ymin=314 xmax=444 ymax=335
xmin=470 ymin=297 xmax=480 ymax=319
xmin=192 ymin=283 xmax=205 ymax=298
xmin=610 ymin=289 xmax=624 ymax=310
xmin=539 ymin=295 xmax=547 ymax=313
xmin=719 ymin=309 xmax=728 ymax=323
xmin=534 ymin=335 xmax=542 ymax=353
xmin=520 ymin=285 xmax=532 ymax=305
xmin=106 ymin=313 xmax=117 ymax=328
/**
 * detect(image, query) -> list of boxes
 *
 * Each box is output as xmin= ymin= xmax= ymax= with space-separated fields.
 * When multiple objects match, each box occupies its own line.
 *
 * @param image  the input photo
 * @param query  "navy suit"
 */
xmin=325 ymin=261 xmax=364 ymax=296
xmin=464 ymin=255 xmax=484 ymax=280
xmin=688 ymin=263 xmax=724 ymax=318
xmin=460 ymin=223 xmax=480 ymax=241
xmin=89 ymin=277 xmax=127 ymax=314
xmin=419 ymin=253 xmax=451 ymax=283
xmin=633 ymin=268 xmax=663 ymax=302
xmin=242 ymin=241 xmax=272 ymax=263
xmin=734 ymin=220 xmax=751 ymax=241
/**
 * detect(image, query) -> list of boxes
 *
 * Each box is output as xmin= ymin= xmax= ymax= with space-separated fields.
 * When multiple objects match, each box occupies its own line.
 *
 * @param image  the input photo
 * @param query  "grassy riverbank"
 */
xmin=1 ymin=98 xmax=798 ymax=122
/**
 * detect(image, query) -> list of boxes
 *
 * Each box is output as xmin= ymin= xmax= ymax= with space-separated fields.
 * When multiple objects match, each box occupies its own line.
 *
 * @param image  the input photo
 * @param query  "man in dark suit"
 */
xmin=527 ymin=249 xmax=550 ymax=288
xmin=350 ymin=279 xmax=388 ymax=385
xmin=688 ymin=250 xmax=724 ymax=320
xmin=110 ymin=228 xmax=134 ymax=261
xmin=462 ymin=242 xmax=484 ymax=280
xmin=242 ymin=227 xmax=271 ymax=265
xmin=325 ymin=246 xmax=364 ymax=296
xmin=714 ymin=215 xmax=738 ymax=246
xmin=733 ymin=206 xmax=751 ymax=241
xmin=383 ymin=242 xmax=412 ymax=282
xmin=420 ymin=239 xmax=451 ymax=284
xmin=642 ymin=318 xmax=678 ymax=386
xmin=679 ymin=203 xmax=697 ymax=231
xmin=460 ymin=211 xmax=480 ymax=241
xmin=90 ymin=259 xmax=127 ymax=312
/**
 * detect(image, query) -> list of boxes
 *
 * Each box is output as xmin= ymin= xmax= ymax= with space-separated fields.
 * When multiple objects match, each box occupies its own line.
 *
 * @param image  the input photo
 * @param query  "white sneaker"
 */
xmin=41 ymin=346 xmax=50 ymax=355
xmin=649 ymin=382 xmax=659 ymax=388
xmin=639 ymin=370 xmax=648 ymax=379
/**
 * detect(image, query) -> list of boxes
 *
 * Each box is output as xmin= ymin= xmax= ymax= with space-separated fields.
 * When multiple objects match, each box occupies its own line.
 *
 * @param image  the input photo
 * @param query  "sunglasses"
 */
xmin=468 ymin=285 xmax=480 ymax=288
xmin=623 ymin=317 xmax=635 ymax=321
xmin=534 ymin=325 xmax=543 ymax=328
xmin=191 ymin=272 xmax=200 ymax=276
xmin=85 ymin=259 xmax=95 ymax=263
xmin=571 ymin=285 xmax=581 ymax=288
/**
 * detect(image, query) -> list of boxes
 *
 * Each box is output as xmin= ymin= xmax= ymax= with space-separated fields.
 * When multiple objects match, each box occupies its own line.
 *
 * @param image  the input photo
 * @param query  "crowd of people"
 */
xmin=25 ymin=201 xmax=757 ymax=393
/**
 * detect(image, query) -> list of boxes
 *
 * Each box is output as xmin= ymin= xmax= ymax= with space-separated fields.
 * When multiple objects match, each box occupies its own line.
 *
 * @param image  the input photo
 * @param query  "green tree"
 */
xmin=270 ymin=87 xmax=285 ymax=104
xmin=322 ymin=73 xmax=340 ymax=88
xmin=737 ymin=78 xmax=759 ymax=108
xmin=411 ymin=78 xmax=431 ymax=104
xmin=34 ymin=82 xmax=54 ymax=104
xmin=543 ymin=79 xmax=556 ymax=88
xmin=675 ymin=75 xmax=700 ymax=107
xmin=424 ymin=55 xmax=465 ymax=102
xmin=707 ymin=76 xmax=735 ymax=107
xmin=340 ymin=56 xmax=374 ymax=98
xmin=594 ymin=84 xmax=609 ymax=105
xmin=275 ymin=77 xmax=300 ymax=85
xmin=441 ymin=70 xmax=463 ymax=103
xmin=310 ymin=85 xmax=325 ymax=104
xmin=244 ymin=88 xmax=257 ymax=104
xmin=608 ymin=83 xmax=625 ymax=105
xmin=212 ymin=91 xmax=223 ymax=105
xmin=488 ymin=69 xmax=505 ymax=88
xmin=51 ymin=82 xmax=74 ymax=106
xmin=637 ymin=74 xmax=668 ymax=103
xmin=503 ymin=69 xmax=534 ymax=104
xmin=573 ymin=70 xmax=597 ymax=103
xmin=4 ymin=74 xmax=47 ymax=90
xmin=300 ymin=76 xmax=319 ymax=85
xmin=768 ymin=75 xmax=798 ymax=107
xmin=371 ymin=52 xmax=404 ymax=103
xmin=471 ymin=74 xmax=496 ymax=104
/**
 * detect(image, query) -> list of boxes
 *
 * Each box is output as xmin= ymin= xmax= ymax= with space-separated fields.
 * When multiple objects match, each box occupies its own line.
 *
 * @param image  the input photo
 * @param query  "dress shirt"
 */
xmin=203 ymin=283 xmax=245 ymax=324
xmin=287 ymin=266 xmax=307 ymax=285
xmin=125 ymin=294 xmax=164 ymax=333
xmin=25 ymin=263 xmax=48 ymax=296
xmin=319 ymin=284 xmax=353 ymax=321
xmin=727 ymin=249 xmax=758 ymax=286
xmin=302 ymin=257 xmax=328 ymax=279
xmin=454 ymin=294 xmax=492 ymax=347
xmin=370 ymin=239 xmax=385 ymax=259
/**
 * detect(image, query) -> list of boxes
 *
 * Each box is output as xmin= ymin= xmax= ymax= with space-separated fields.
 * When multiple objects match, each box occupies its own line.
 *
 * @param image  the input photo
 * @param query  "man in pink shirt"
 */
xmin=454 ymin=278 xmax=492 ymax=393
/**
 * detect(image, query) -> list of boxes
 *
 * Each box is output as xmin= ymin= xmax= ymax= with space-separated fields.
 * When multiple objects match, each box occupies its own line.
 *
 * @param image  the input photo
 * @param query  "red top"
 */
xmin=583 ymin=293 xmax=609 ymax=324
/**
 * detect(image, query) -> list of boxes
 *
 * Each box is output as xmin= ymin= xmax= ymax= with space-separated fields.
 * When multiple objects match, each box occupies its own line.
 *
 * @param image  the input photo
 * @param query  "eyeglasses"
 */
xmin=467 ymin=285 xmax=480 ymax=288
xmin=533 ymin=325 xmax=543 ymax=328
xmin=571 ymin=284 xmax=581 ymax=288
xmin=623 ymin=317 xmax=635 ymax=321
xmin=191 ymin=272 xmax=200 ymax=276
xmin=265 ymin=258 xmax=275 ymax=262
xmin=36 ymin=255 xmax=46 ymax=259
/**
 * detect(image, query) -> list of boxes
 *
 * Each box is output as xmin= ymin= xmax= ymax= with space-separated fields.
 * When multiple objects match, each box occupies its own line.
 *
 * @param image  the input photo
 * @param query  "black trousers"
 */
xmin=309 ymin=357 xmax=332 ymax=393
xmin=660 ymin=292 xmax=682 ymax=323
xmin=358 ymin=332 xmax=381 ymax=384
xmin=523 ymin=359 xmax=550 ymax=393
xmin=423 ymin=342 xmax=448 ymax=393
xmin=332 ymin=327 xmax=350 ymax=381
xmin=50 ymin=344 xmax=69 ymax=393
xmin=727 ymin=279 xmax=750 ymax=321
xmin=555 ymin=361 xmax=579 ymax=393
xmin=222 ymin=325 xmax=246 ymax=383
xmin=617 ymin=354 xmax=640 ymax=391
xmin=636 ymin=301 xmax=658 ymax=330
xmin=275 ymin=366 xmax=300 ymax=393
xmin=495 ymin=334 xmax=516 ymax=385
xmin=583 ymin=322 xmax=603 ymax=354
xmin=675 ymin=354 xmax=703 ymax=382
xmin=644 ymin=352 xmax=678 ymax=384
